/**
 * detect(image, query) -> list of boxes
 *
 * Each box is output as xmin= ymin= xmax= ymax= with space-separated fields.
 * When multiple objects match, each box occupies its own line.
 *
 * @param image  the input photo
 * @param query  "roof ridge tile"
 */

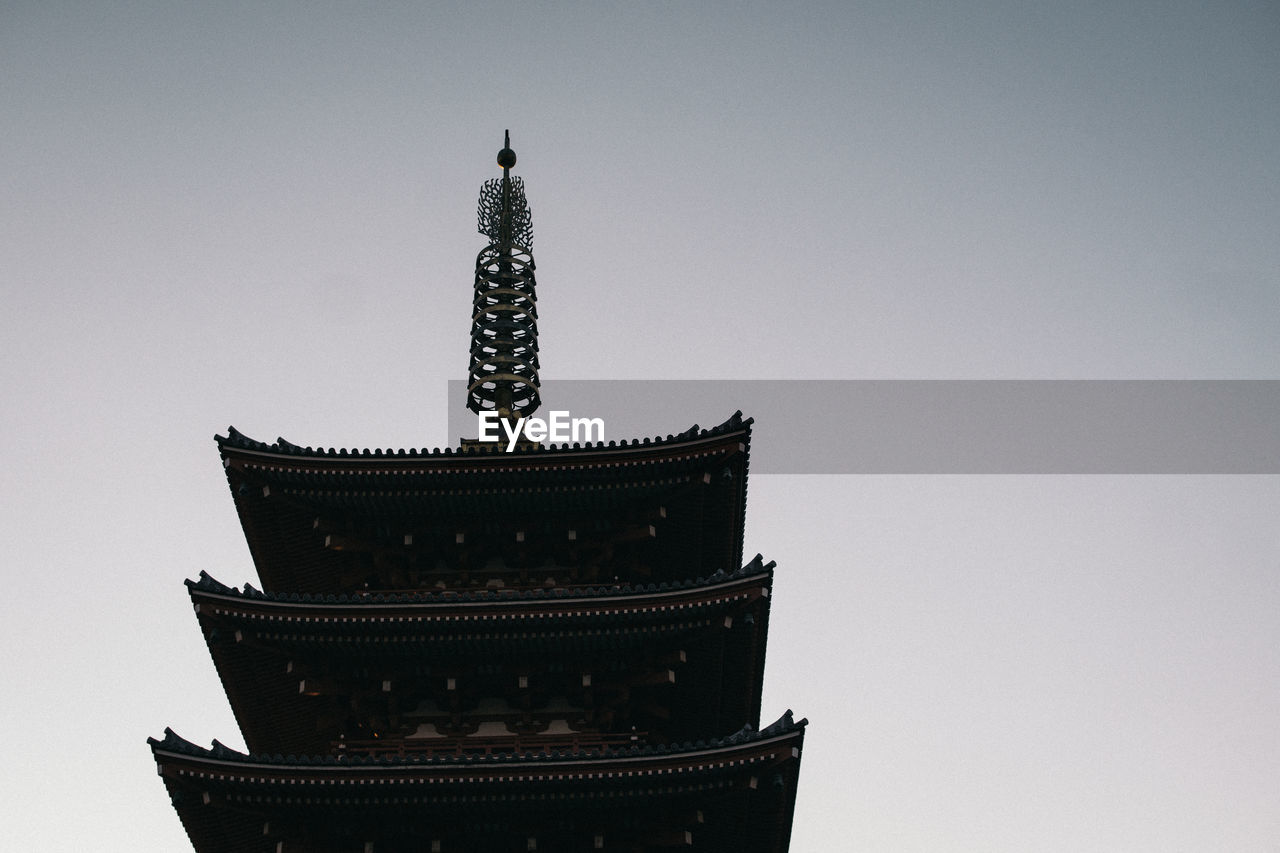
xmin=218 ymin=410 xmax=751 ymax=461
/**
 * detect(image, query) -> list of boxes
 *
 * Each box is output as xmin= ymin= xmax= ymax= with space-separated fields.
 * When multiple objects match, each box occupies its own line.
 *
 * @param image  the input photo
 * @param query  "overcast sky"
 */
xmin=2 ymin=2 xmax=1277 ymax=851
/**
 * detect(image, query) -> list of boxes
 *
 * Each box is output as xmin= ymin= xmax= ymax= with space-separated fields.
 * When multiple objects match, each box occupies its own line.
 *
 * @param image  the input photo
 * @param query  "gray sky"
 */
xmin=2 ymin=2 xmax=1277 ymax=851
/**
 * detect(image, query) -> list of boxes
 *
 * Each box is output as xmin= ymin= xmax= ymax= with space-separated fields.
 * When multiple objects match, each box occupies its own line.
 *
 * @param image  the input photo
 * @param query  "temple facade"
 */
xmin=150 ymin=136 xmax=805 ymax=852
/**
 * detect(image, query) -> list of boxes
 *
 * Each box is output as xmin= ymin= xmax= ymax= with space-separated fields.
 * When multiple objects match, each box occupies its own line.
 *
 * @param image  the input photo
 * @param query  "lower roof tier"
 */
xmin=150 ymin=711 xmax=805 ymax=853
xmin=217 ymin=412 xmax=752 ymax=594
xmin=190 ymin=558 xmax=775 ymax=755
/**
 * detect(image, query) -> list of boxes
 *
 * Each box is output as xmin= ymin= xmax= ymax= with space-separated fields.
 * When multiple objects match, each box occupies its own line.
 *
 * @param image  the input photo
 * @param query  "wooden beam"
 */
xmin=651 ymin=829 xmax=693 ymax=846
xmin=632 ymin=669 xmax=675 ymax=686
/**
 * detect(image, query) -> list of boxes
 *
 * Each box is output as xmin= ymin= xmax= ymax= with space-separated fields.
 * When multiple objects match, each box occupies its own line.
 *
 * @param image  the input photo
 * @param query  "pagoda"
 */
xmin=150 ymin=134 xmax=806 ymax=852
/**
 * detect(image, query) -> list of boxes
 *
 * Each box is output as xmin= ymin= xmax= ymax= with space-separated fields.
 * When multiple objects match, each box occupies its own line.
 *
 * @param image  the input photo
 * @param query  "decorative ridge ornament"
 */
xmin=467 ymin=130 xmax=542 ymax=421
xmin=477 ymin=132 xmax=532 ymax=248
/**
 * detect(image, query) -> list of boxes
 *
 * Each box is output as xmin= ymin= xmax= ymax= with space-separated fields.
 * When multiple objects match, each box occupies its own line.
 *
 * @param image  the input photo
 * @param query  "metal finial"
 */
xmin=477 ymin=131 xmax=532 ymax=248
xmin=468 ymin=132 xmax=541 ymax=420
xmin=497 ymin=129 xmax=516 ymax=171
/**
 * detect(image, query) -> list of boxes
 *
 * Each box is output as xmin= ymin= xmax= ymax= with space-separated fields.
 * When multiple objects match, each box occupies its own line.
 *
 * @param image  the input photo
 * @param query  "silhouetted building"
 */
xmin=150 ymin=135 xmax=805 ymax=852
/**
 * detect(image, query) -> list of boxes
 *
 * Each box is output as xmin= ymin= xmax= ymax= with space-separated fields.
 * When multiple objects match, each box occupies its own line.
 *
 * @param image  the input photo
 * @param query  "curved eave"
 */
xmin=151 ymin=715 xmax=804 ymax=852
xmin=217 ymin=411 xmax=753 ymax=465
xmin=188 ymin=559 xmax=774 ymax=621
xmin=221 ymin=427 xmax=749 ymax=514
xmin=151 ymin=715 xmax=803 ymax=780
xmin=218 ymin=414 xmax=751 ymax=594
xmin=189 ymin=562 xmax=775 ymax=754
xmin=190 ymin=565 xmax=772 ymax=667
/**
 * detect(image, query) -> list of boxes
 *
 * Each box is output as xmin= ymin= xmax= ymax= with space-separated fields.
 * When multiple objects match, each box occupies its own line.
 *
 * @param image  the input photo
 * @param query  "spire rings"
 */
xmin=466 ymin=243 xmax=541 ymax=417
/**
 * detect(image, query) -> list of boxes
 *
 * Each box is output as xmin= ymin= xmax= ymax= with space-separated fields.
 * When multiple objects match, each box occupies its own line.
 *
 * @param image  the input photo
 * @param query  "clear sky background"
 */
xmin=2 ymin=2 xmax=1277 ymax=851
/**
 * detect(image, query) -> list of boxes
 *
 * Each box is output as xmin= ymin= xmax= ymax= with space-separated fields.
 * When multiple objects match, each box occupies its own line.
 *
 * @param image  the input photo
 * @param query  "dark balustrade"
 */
xmin=333 ymin=731 xmax=645 ymax=759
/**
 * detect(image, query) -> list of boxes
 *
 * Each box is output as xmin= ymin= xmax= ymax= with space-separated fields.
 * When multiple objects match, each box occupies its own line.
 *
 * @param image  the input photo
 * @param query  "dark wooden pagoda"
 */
xmin=151 ymin=135 xmax=805 ymax=853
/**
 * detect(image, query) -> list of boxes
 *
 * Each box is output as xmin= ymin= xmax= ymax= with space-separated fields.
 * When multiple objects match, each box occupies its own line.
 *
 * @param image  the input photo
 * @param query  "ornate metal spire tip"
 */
xmin=477 ymin=130 xmax=532 ymax=248
xmin=468 ymin=131 xmax=540 ymax=419
xmin=497 ymin=129 xmax=516 ymax=171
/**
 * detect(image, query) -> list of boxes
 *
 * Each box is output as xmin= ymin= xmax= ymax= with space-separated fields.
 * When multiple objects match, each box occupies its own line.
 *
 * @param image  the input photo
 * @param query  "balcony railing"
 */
xmin=333 ymin=731 xmax=645 ymax=759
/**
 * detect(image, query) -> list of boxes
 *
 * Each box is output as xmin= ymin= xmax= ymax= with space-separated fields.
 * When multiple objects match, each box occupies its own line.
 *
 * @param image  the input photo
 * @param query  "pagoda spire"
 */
xmin=467 ymin=130 xmax=541 ymax=422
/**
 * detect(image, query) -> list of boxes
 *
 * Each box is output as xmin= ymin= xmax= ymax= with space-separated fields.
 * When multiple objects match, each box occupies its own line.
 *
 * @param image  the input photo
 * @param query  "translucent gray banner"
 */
xmin=445 ymin=380 xmax=1280 ymax=474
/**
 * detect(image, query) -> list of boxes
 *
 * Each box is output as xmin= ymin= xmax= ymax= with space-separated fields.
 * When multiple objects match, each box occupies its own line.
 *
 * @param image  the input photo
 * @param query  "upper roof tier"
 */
xmin=218 ymin=411 xmax=753 ymax=595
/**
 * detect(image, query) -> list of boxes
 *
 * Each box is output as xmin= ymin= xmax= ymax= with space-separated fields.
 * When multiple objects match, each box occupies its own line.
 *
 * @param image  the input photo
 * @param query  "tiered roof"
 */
xmin=218 ymin=412 xmax=753 ymax=593
xmin=151 ymin=135 xmax=804 ymax=851
xmin=188 ymin=556 xmax=775 ymax=754
xmin=151 ymin=711 xmax=805 ymax=853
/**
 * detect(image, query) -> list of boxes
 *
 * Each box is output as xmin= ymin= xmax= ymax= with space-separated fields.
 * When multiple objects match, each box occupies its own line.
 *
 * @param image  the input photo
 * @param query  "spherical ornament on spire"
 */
xmin=498 ymin=129 xmax=517 ymax=170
